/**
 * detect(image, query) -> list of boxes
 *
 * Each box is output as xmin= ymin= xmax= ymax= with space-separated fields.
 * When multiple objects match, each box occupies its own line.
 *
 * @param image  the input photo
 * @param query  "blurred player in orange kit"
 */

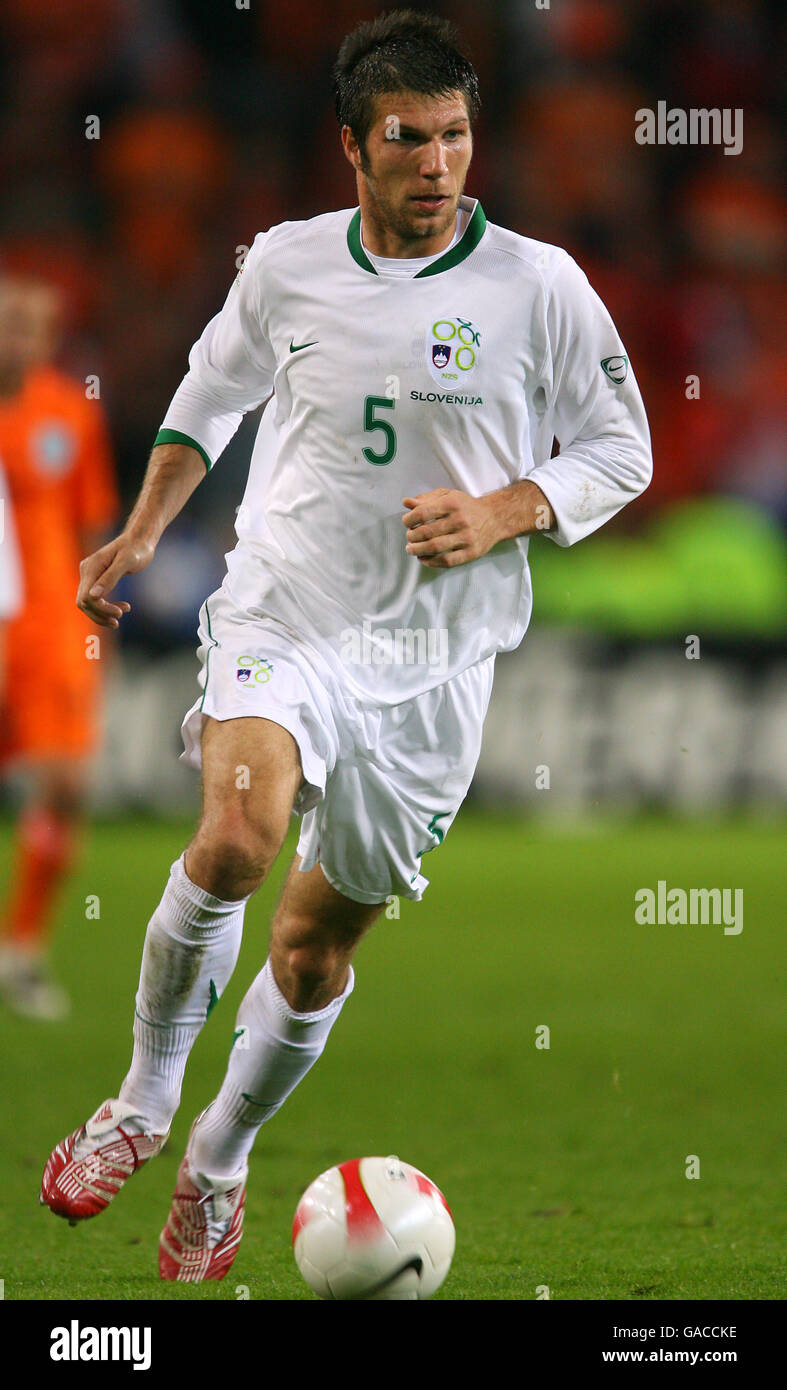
xmin=0 ymin=275 xmax=119 ymax=1019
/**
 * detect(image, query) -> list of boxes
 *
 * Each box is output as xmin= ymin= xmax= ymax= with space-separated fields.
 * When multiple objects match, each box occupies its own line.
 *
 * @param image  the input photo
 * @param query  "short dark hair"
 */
xmin=333 ymin=9 xmax=481 ymax=155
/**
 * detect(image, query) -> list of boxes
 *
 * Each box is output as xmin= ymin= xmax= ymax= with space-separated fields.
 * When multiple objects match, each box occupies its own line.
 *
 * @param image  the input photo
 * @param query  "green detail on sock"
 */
xmin=207 ymin=979 xmax=219 ymax=1018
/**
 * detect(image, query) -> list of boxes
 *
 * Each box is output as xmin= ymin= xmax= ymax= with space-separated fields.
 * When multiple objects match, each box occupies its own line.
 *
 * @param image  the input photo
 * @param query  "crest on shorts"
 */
xmin=236 ymin=655 xmax=273 ymax=686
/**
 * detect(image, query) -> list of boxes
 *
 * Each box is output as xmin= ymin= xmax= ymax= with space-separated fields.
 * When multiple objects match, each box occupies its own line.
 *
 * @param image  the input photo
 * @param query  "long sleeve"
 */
xmin=156 ymin=231 xmax=277 ymax=470
xmin=529 ymin=254 xmax=653 ymax=546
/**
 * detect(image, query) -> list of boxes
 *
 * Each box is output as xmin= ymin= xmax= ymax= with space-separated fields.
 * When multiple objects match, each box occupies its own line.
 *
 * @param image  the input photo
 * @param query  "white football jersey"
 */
xmin=158 ymin=195 xmax=652 ymax=704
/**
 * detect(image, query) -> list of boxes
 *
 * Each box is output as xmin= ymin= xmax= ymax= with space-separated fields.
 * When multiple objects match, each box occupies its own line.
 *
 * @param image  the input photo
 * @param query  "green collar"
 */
xmin=347 ymin=200 xmax=487 ymax=278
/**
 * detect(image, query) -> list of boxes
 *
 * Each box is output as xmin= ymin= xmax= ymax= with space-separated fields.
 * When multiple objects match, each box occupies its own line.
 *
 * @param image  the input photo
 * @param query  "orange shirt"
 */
xmin=0 ymin=366 xmax=118 ymax=625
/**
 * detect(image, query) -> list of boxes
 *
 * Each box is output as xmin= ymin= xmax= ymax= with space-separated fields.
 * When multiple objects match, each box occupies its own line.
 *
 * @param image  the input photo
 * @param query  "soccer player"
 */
xmin=0 ymin=276 xmax=119 ymax=1019
xmin=40 ymin=11 xmax=651 ymax=1281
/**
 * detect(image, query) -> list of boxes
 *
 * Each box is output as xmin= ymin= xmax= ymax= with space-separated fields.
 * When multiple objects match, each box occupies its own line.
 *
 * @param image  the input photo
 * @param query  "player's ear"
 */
xmin=341 ymin=125 xmax=362 ymax=171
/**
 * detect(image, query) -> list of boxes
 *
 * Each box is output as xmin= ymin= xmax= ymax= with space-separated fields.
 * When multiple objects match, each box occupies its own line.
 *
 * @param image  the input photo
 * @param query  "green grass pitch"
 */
xmin=0 ymin=811 xmax=783 ymax=1301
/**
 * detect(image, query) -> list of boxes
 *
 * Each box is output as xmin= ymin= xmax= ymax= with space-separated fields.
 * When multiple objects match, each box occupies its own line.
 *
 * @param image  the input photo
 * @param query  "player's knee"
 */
xmin=274 ymin=940 xmax=351 ymax=1011
xmin=190 ymin=812 xmax=285 ymax=899
xmin=40 ymin=766 xmax=87 ymax=819
xmin=286 ymin=943 xmax=339 ymax=985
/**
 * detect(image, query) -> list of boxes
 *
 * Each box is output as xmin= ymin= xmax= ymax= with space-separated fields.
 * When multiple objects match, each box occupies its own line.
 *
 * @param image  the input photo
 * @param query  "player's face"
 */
xmin=344 ymin=90 xmax=473 ymax=255
xmin=0 ymin=280 xmax=61 ymax=383
xmin=0 ymin=283 xmax=34 ymax=380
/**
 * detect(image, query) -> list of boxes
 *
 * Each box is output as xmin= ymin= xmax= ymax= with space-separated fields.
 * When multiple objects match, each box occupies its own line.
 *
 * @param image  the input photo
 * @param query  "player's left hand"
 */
xmin=402 ymin=489 xmax=501 ymax=568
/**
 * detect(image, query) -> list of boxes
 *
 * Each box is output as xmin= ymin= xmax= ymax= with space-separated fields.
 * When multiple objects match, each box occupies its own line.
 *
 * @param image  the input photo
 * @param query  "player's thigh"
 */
xmin=296 ymin=658 xmax=495 ymax=905
xmin=189 ymin=715 xmax=303 ymax=885
xmin=269 ymin=853 xmax=386 ymax=1008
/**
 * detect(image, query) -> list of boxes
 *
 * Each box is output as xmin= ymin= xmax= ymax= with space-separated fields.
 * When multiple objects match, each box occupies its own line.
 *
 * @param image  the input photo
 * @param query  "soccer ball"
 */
xmin=292 ymin=1155 xmax=455 ymax=1300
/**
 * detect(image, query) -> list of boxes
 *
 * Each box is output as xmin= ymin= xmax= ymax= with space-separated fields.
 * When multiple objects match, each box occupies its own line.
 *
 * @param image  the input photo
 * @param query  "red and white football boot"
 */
xmin=159 ymin=1123 xmax=247 ymax=1283
xmin=40 ymin=1099 xmax=168 ymax=1224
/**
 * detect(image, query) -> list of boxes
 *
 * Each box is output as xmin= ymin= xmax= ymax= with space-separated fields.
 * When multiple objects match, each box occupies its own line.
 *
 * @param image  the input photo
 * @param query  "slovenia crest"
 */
xmin=237 ymin=655 xmax=274 ymax=686
xmin=427 ymin=316 xmax=481 ymax=385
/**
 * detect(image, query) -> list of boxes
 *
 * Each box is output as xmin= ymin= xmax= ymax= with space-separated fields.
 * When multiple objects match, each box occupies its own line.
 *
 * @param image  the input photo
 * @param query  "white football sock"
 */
xmin=189 ymin=958 xmax=355 ymax=1178
xmin=119 ymin=853 xmax=249 ymax=1132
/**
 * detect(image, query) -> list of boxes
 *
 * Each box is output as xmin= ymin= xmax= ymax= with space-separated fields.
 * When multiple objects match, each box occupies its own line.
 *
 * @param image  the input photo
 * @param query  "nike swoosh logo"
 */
xmin=241 ymin=1092 xmax=277 ymax=1109
xmin=289 ymin=339 xmax=318 ymax=353
xmin=362 ymin=1256 xmax=424 ymax=1298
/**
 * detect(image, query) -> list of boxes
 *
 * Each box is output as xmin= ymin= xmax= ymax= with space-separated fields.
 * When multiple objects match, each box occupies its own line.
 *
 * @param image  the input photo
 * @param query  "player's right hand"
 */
xmin=77 ymin=532 xmax=155 ymax=628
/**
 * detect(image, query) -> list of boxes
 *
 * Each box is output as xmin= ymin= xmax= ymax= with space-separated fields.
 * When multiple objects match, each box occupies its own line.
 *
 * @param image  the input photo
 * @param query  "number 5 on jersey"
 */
xmin=362 ymin=395 xmax=397 ymax=466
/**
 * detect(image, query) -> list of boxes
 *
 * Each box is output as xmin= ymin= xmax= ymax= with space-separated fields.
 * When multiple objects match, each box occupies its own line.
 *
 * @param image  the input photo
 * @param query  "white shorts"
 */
xmin=181 ymin=582 xmax=495 ymax=904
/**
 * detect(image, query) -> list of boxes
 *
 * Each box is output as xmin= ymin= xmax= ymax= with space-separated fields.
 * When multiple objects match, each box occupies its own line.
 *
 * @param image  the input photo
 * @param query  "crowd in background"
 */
xmin=0 ymin=0 xmax=784 ymax=643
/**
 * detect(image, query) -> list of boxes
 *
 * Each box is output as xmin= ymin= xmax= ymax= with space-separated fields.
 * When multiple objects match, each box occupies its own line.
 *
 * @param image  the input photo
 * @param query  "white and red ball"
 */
xmin=292 ymin=1155 xmax=455 ymax=1300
